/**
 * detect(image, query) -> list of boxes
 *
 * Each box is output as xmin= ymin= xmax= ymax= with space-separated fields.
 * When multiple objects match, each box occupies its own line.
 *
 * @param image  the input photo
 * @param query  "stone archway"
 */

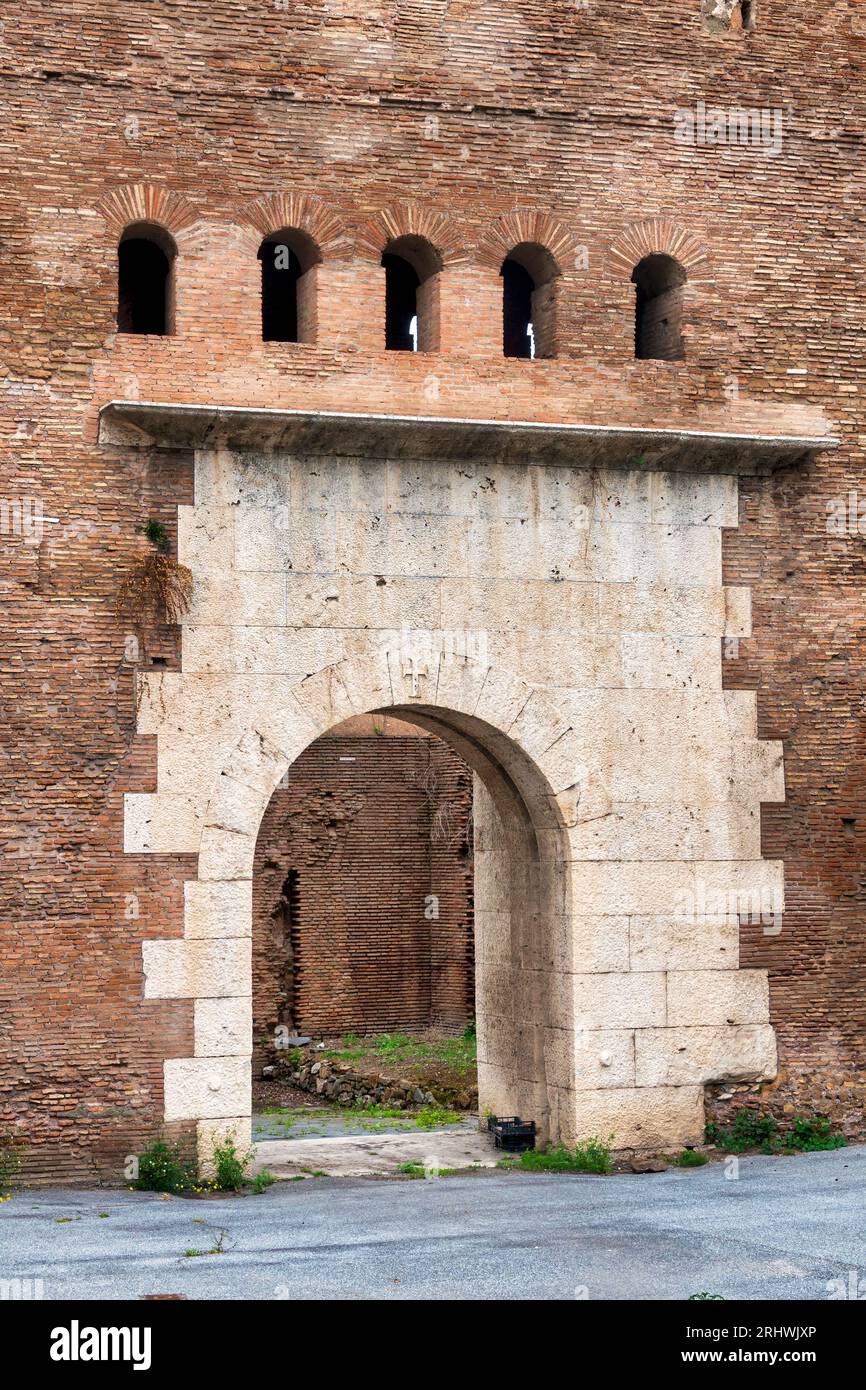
xmin=116 ymin=410 xmax=787 ymax=1167
xmin=139 ymin=652 xmax=576 ymax=1164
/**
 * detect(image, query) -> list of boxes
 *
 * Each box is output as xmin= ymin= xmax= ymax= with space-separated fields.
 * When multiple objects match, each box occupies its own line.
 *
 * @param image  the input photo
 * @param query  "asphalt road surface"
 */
xmin=1 ymin=1148 xmax=863 ymax=1301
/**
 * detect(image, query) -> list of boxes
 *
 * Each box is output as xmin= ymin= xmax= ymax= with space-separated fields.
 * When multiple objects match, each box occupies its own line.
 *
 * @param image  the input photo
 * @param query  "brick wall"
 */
xmin=252 ymin=723 xmax=474 ymax=1063
xmin=2 ymin=1 xmax=865 ymax=1178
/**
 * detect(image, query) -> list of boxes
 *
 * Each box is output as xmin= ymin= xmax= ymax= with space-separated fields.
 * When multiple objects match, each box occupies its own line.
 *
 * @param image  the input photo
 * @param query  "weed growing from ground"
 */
xmin=518 ymin=1137 xmax=613 ymax=1175
xmin=133 ymin=1133 xmax=275 ymax=1195
xmin=210 ymin=1138 xmax=251 ymax=1191
xmin=132 ymin=1140 xmax=195 ymax=1193
xmin=184 ymin=1230 xmax=228 ymax=1257
xmin=678 ymin=1149 xmax=709 ymax=1167
xmin=414 ymin=1106 xmax=461 ymax=1129
xmin=396 ymin=1161 xmax=454 ymax=1178
xmin=0 ymin=1132 xmax=25 ymax=1197
xmin=706 ymin=1110 xmax=845 ymax=1155
xmin=786 ymin=1115 xmax=847 ymax=1152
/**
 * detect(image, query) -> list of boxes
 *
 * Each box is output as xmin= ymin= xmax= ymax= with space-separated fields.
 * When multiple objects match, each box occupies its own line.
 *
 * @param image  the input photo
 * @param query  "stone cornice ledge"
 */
xmin=98 ymin=401 xmax=838 ymax=473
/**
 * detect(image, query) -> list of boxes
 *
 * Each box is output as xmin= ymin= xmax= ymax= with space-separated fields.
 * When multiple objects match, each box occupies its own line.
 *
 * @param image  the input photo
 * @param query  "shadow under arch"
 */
xmin=246 ymin=697 xmax=574 ymax=1149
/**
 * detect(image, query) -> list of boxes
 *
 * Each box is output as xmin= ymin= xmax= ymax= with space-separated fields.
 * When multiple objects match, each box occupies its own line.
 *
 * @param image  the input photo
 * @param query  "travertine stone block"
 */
xmin=164 ymin=1057 xmax=250 ymax=1121
xmin=544 ymin=1027 xmax=636 ymax=1090
xmin=572 ymin=972 xmax=666 ymax=1029
xmin=667 ymin=969 xmax=770 ymax=1026
xmin=235 ymin=506 xmax=337 ymax=575
xmin=123 ymin=793 xmax=202 ymax=854
xmin=143 ymin=939 xmax=250 ymax=1000
xmin=187 ymin=570 xmax=287 ymax=626
xmin=184 ymin=879 xmax=252 ymax=939
xmin=194 ymin=997 xmax=253 ymax=1057
xmin=570 ymin=1085 xmax=705 ymax=1150
xmin=634 ymin=1025 xmax=777 ymax=1086
xmin=198 ymin=1117 xmax=253 ymax=1173
xmin=629 ymin=914 xmax=740 ymax=971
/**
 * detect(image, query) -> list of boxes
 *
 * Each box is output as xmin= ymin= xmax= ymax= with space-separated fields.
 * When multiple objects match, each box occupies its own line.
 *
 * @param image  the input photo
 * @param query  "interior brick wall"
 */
xmin=2 ymin=1 xmax=864 ymax=1178
xmin=638 ymin=286 xmax=685 ymax=362
xmin=252 ymin=726 xmax=474 ymax=1064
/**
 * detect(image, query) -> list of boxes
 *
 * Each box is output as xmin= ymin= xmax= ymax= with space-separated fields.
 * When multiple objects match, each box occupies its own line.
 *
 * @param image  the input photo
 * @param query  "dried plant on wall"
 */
xmin=115 ymin=520 xmax=194 ymax=627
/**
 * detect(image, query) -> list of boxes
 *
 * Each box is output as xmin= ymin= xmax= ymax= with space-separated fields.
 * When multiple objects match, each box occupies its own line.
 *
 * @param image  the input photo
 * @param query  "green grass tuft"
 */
xmin=518 ymin=1137 xmax=613 ymax=1175
xmin=678 ymin=1148 xmax=708 ymax=1168
xmin=414 ymin=1106 xmax=461 ymax=1130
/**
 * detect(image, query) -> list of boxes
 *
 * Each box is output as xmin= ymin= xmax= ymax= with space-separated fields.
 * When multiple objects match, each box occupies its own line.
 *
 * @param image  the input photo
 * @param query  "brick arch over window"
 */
xmin=96 ymin=183 xmax=200 ymax=246
xmin=97 ymin=185 xmax=200 ymax=337
xmin=354 ymin=202 xmax=468 ymax=270
xmin=477 ymin=213 xmax=578 ymax=360
xmin=476 ymin=211 xmax=579 ymax=276
xmin=238 ymin=195 xmax=349 ymax=348
xmin=239 ymin=192 xmax=351 ymax=262
xmin=607 ymin=219 xmax=708 ymax=283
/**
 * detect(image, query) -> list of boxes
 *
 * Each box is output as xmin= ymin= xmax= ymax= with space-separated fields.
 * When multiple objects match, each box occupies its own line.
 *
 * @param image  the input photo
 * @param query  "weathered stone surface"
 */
xmin=132 ymin=441 xmax=784 ymax=1162
xmin=572 ymin=973 xmax=666 ymax=1030
xmin=134 ymin=436 xmax=783 ymax=1162
xmin=667 ymin=971 xmax=770 ymax=1027
xmin=572 ymin=1086 xmax=705 ymax=1151
xmin=544 ymin=1028 xmax=636 ymax=1091
xmin=143 ymin=939 xmax=250 ymax=1001
xmin=635 ymin=1025 xmax=777 ymax=1087
xmin=629 ymin=915 xmax=741 ymax=972
xmin=630 ymin=1157 xmax=669 ymax=1173
xmin=194 ymin=997 xmax=252 ymax=1058
xmin=196 ymin=1117 xmax=253 ymax=1175
xmin=163 ymin=1058 xmax=250 ymax=1122
xmin=184 ymin=879 xmax=252 ymax=939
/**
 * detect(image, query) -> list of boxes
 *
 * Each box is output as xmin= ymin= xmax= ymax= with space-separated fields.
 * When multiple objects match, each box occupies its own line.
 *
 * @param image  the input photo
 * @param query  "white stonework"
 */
xmin=126 ymin=444 xmax=784 ymax=1158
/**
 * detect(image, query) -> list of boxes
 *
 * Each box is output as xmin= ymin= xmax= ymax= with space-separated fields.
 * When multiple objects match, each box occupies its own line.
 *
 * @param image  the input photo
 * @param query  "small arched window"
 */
xmin=258 ymin=228 xmax=321 ymax=344
xmin=500 ymin=243 xmax=559 ymax=359
xmin=632 ymin=254 xmax=687 ymax=361
xmin=381 ymin=235 xmax=441 ymax=352
xmin=117 ymin=222 xmax=176 ymax=336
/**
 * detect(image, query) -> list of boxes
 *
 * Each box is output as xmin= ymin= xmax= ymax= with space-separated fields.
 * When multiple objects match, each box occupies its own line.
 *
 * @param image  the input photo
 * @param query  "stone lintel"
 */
xmin=98 ymin=400 xmax=837 ymax=474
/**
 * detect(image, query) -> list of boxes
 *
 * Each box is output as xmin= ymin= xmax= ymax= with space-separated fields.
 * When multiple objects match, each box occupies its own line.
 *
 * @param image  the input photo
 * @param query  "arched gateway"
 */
xmin=103 ymin=403 xmax=791 ymax=1166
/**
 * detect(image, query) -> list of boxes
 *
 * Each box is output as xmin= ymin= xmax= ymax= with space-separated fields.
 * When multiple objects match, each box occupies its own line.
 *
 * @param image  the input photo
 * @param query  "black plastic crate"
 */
xmin=488 ymin=1115 xmax=536 ymax=1152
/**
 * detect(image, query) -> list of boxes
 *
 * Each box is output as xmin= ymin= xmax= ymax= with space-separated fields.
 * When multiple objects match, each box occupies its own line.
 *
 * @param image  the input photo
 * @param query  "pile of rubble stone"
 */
xmin=263 ymin=1047 xmax=478 ymax=1112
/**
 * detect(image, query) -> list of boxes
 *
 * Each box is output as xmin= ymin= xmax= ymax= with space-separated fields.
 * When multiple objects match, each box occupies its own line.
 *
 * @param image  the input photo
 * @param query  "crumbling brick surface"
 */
xmin=1 ymin=1 xmax=864 ymax=1178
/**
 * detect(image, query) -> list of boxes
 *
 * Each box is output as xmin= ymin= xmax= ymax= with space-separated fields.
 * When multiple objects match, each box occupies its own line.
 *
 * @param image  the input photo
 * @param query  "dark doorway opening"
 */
xmin=632 ymin=253 xmax=687 ymax=361
xmin=259 ymin=237 xmax=302 ymax=343
xmin=117 ymin=223 xmax=175 ymax=335
xmin=501 ymin=257 xmax=535 ymax=359
xmin=383 ymin=252 xmax=420 ymax=351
